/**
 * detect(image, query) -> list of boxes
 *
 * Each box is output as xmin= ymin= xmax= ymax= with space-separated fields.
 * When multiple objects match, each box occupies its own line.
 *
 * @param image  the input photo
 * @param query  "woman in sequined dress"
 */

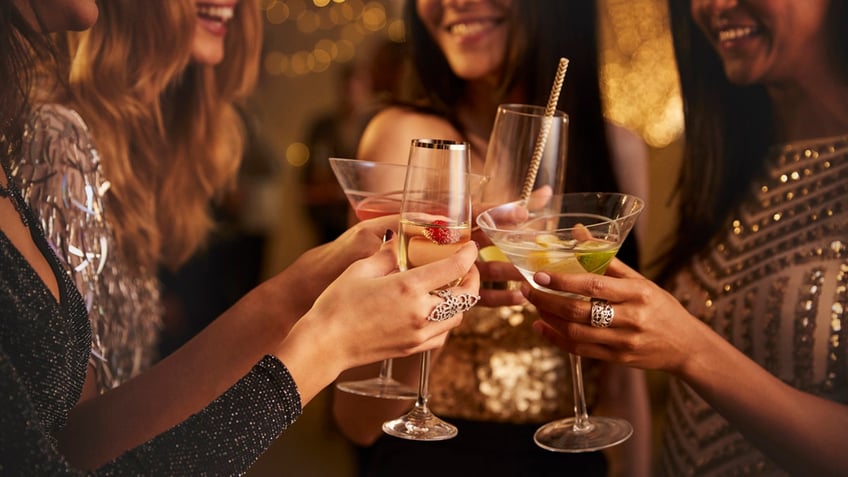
xmin=524 ymin=1 xmax=848 ymax=476
xmin=1 ymin=0 xmax=482 ymax=473
xmin=12 ymin=0 xmax=262 ymax=393
xmin=332 ymin=1 xmax=652 ymax=476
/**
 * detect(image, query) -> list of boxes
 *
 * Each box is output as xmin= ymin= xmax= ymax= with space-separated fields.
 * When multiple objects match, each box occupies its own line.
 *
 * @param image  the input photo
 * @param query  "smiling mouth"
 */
xmin=718 ymin=25 xmax=759 ymax=42
xmin=197 ymin=3 xmax=235 ymax=23
xmin=446 ymin=18 xmax=504 ymax=36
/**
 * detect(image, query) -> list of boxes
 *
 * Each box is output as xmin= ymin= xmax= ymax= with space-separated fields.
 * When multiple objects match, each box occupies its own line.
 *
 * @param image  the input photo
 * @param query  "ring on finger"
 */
xmin=427 ymin=289 xmax=480 ymax=322
xmin=590 ymin=298 xmax=614 ymax=328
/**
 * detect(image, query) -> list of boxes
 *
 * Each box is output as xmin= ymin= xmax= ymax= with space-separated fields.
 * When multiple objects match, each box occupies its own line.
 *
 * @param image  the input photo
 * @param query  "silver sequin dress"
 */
xmin=0 ymin=171 xmax=302 ymax=475
xmin=660 ymin=135 xmax=848 ymax=476
xmin=13 ymin=104 xmax=160 ymax=392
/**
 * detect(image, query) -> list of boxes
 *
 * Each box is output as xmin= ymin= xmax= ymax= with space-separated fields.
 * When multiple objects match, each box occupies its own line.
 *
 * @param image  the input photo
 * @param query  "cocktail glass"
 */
xmin=476 ymin=192 xmax=644 ymax=452
xmin=381 ymin=139 xmax=472 ymax=441
xmin=329 ymin=157 xmax=486 ymax=400
xmin=329 ymin=158 xmax=416 ymax=399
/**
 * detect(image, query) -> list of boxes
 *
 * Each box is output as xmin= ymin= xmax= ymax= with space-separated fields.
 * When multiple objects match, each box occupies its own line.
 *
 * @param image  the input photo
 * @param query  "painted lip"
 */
xmin=441 ymin=14 xmax=506 ymax=46
xmin=708 ymin=14 xmax=763 ymax=51
xmin=716 ymin=24 xmax=761 ymax=45
xmin=196 ymin=2 xmax=236 ymax=36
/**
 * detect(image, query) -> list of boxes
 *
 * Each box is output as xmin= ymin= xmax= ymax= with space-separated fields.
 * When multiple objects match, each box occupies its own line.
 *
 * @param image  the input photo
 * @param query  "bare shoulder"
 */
xmin=605 ymin=121 xmax=649 ymax=198
xmin=606 ymin=122 xmax=647 ymax=163
xmin=358 ymin=106 xmax=462 ymax=165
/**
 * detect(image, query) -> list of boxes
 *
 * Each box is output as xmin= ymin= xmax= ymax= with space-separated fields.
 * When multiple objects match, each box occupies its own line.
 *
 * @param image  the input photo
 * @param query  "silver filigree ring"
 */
xmin=427 ymin=289 xmax=481 ymax=322
xmin=590 ymin=298 xmax=615 ymax=328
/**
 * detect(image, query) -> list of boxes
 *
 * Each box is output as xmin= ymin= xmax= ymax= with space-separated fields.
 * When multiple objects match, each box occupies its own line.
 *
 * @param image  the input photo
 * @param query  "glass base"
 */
xmin=382 ymin=406 xmax=458 ymax=441
xmin=534 ymin=416 xmax=633 ymax=453
xmin=336 ymin=377 xmax=417 ymax=400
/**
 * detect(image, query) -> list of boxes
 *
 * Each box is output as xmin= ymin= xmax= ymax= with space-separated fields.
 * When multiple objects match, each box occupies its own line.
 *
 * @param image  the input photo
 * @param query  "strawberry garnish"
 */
xmin=424 ymin=219 xmax=460 ymax=244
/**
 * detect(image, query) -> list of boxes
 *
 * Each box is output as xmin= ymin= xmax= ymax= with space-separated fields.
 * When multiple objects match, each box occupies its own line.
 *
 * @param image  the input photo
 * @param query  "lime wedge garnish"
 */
xmin=479 ymin=245 xmax=509 ymax=262
xmin=576 ymin=249 xmax=617 ymax=274
xmin=528 ymin=251 xmax=585 ymax=274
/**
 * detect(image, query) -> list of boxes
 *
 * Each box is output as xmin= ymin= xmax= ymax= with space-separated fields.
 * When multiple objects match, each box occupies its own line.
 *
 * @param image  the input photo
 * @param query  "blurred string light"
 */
xmin=261 ymin=0 xmax=392 ymax=78
xmin=599 ymin=0 xmax=683 ymax=148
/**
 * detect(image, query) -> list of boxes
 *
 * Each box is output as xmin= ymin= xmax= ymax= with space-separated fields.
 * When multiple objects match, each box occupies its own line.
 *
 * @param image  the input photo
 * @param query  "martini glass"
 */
xmin=476 ymin=192 xmax=644 ymax=452
xmin=329 ymin=158 xmax=417 ymax=399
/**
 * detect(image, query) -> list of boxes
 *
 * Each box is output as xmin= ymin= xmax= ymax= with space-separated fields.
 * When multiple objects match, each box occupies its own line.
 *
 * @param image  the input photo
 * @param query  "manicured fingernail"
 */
xmin=534 ymin=272 xmax=551 ymax=286
xmin=383 ymin=229 xmax=394 ymax=241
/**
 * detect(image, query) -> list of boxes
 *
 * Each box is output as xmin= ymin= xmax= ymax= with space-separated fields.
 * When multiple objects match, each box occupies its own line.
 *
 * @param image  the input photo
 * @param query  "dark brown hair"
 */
xmin=402 ymin=0 xmax=618 ymax=195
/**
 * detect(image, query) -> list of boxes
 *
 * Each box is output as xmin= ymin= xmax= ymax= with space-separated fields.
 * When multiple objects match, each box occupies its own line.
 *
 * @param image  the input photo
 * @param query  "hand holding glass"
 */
xmin=382 ymin=139 xmax=472 ymax=441
xmin=329 ymin=158 xmax=417 ymax=399
xmin=477 ymin=192 xmax=644 ymax=452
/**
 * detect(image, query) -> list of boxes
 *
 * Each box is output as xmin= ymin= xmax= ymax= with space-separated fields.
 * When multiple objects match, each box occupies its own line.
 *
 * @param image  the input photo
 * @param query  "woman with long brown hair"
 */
xmin=15 ymin=0 xmax=263 ymax=392
xmin=1 ymin=0 xmax=481 ymax=473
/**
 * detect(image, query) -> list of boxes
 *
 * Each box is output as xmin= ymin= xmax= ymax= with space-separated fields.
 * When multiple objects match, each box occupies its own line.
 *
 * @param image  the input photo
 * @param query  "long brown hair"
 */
xmin=66 ymin=0 xmax=262 ymax=270
xmin=1 ymin=2 xmax=62 ymax=165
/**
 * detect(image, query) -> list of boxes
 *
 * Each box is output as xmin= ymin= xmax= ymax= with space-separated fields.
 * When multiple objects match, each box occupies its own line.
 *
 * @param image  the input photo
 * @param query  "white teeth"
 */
xmin=719 ymin=26 xmax=756 ymax=42
xmin=448 ymin=21 xmax=493 ymax=36
xmin=197 ymin=5 xmax=234 ymax=22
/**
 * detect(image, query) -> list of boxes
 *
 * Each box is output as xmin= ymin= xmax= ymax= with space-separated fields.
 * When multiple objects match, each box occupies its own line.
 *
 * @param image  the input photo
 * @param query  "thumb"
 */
xmin=347 ymin=229 xmax=399 ymax=278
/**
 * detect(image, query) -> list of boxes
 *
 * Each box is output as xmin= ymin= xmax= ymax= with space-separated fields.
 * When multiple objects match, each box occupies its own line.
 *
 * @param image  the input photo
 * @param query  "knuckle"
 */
xmin=586 ymin=276 xmax=606 ymax=297
xmin=635 ymin=285 xmax=652 ymax=304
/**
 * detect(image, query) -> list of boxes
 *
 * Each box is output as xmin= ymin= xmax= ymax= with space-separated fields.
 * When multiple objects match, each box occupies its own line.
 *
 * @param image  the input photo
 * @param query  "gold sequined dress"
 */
xmin=660 ymin=135 xmax=848 ymax=476
xmin=429 ymin=301 xmax=599 ymax=424
xmin=13 ymin=104 xmax=160 ymax=392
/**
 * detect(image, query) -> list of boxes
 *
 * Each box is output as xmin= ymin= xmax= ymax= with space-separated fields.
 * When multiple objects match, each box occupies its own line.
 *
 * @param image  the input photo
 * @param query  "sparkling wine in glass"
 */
xmin=381 ymin=139 xmax=472 ymax=441
xmin=329 ymin=157 xmax=487 ymax=400
xmin=477 ymin=192 xmax=644 ymax=452
xmin=329 ymin=158 xmax=417 ymax=399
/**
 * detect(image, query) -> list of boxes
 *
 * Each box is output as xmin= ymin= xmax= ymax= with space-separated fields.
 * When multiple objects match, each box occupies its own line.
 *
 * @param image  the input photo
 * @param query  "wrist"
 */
xmin=273 ymin=311 xmax=345 ymax=406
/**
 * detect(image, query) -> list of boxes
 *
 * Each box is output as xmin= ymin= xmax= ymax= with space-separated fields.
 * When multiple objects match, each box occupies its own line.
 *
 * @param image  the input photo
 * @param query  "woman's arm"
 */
xmin=526 ymin=260 xmax=848 ymax=477
xmin=57 ymin=237 xmax=480 ymax=470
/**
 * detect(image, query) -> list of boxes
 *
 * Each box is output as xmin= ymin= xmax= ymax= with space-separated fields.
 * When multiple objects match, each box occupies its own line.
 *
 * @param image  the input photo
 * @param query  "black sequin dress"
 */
xmin=0 ymin=181 xmax=302 ymax=475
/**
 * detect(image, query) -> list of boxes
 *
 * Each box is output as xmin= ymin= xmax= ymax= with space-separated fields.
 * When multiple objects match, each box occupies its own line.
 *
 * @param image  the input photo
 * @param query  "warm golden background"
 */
xmin=240 ymin=0 xmax=682 ymax=474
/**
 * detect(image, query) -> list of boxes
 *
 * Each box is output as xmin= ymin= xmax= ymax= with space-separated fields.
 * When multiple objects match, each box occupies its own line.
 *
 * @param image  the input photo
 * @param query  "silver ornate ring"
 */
xmin=427 ymin=289 xmax=481 ymax=322
xmin=590 ymin=298 xmax=615 ymax=328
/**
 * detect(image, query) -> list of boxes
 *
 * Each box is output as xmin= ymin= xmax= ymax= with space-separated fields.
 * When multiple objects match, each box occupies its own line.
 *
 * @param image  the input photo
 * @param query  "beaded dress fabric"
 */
xmin=429 ymin=301 xmax=599 ymax=423
xmin=0 ymin=172 xmax=303 ymax=474
xmin=660 ymin=136 xmax=848 ymax=476
xmin=13 ymin=104 xmax=160 ymax=392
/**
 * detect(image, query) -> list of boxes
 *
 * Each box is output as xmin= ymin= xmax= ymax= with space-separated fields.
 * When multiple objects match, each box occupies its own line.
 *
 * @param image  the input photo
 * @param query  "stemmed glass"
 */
xmin=477 ymin=192 xmax=644 ymax=452
xmin=480 ymin=104 xmax=568 ymax=207
xmin=381 ymin=139 xmax=472 ymax=441
xmin=329 ymin=158 xmax=417 ymax=399
xmin=329 ymin=157 xmax=487 ymax=400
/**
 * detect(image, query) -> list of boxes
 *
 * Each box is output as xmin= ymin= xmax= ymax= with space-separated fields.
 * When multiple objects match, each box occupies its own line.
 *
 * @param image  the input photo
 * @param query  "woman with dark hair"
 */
xmin=333 ymin=1 xmax=651 ymax=476
xmin=0 ymin=1 xmax=481 ymax=474
xmin=524 ymin=0 xmax=848 ymax=475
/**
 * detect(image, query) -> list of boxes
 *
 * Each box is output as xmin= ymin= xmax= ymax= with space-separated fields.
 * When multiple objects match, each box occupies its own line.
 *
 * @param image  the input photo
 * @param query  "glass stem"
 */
xmin=569 ymin=353 xmax=594 ymax=433
xmin=415 ymin=350 xmax=431 ymax=412
xmin=377 ymin=358 xmax=394 ymax=381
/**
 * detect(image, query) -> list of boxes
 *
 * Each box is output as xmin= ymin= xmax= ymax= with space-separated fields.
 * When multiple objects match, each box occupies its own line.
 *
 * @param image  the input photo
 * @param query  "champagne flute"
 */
xmin=477 ymin=192 xmax=644 ymax=452
xmin=381 ymin=139 xmax=472 ymax=441
xmin=329 ymin=158 xmax=487 ymax=400
xmin=329 ymin=158 xmax=417 ymax=399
